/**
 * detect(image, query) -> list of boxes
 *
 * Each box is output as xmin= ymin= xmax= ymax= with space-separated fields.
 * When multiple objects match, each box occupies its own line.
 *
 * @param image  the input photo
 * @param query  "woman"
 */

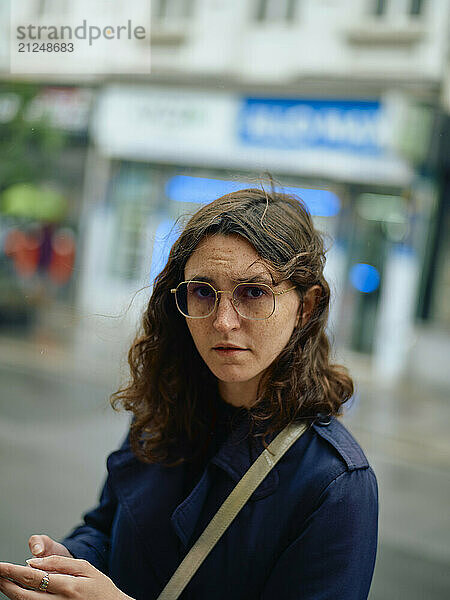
xmin=0 ymin=188 xmax=378 ymax=599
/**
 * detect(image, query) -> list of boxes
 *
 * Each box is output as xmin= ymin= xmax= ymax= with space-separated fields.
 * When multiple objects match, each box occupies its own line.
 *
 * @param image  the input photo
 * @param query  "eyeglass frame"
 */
xmin=170 ymin=280 xmax=298 ymax=321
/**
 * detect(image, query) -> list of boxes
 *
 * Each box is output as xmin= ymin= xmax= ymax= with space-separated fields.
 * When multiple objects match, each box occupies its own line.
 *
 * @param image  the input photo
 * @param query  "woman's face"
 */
xmin=183 ymin=234 xmax=302 ymax=394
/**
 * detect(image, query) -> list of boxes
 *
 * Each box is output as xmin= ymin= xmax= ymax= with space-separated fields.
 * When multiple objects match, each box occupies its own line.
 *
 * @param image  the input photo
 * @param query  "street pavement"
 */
xmin=0 ymin=331 xmax=449 ymax=600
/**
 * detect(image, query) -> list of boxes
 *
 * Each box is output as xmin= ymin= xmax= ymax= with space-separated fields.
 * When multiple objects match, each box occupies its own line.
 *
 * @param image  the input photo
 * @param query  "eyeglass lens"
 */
xmin=176 ymin=282 xmax=275 ymax=319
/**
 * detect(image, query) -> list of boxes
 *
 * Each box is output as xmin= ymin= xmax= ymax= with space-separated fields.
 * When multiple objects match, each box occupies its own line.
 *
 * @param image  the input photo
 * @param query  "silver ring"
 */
xmin=38 ymin=572 xmax=50 ymax=592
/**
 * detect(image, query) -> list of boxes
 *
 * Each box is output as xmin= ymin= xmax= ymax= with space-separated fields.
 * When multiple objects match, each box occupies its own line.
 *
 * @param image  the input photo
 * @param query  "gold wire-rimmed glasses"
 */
xmin=170 ymin=280 xmax=297 ymax=320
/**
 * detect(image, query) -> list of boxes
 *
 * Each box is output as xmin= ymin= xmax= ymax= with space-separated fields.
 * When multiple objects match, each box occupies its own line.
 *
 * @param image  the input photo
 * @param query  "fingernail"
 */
xmin=27 ymin=558 xmax=43 ymax=564
xmin=32 ymin=544 xmax=43 ymax=554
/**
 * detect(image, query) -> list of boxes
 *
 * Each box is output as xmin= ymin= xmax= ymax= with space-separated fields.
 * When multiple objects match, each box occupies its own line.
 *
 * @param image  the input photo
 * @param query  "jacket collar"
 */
xmin=209 ymin=411 xmax=279 ymax=499
xmin=106 ymin=413 xmax=279 ymax=585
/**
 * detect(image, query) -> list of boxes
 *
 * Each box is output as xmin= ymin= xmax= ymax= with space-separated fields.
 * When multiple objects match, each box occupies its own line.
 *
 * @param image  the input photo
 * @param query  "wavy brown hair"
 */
xmin=110 ymin=188 xmax=353 ymax=464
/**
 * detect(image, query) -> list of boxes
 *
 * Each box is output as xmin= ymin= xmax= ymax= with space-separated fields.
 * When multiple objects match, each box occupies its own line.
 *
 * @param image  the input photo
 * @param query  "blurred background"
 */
xmin=0 ymin=1 xmax=449 ymax=599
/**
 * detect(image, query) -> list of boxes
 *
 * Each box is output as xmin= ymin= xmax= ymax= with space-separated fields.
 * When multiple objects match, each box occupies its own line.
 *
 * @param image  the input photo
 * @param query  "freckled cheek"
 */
xmin=249 ymin=323 xmax=277 ymax=363
xmin=260 ymin=312 xmax=296 ymax=353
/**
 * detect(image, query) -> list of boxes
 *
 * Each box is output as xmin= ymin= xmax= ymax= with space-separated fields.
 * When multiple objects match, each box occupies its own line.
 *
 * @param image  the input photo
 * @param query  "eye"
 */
xmin=191 ymin=284 xmax=214 ymax=298
xmin=238 ymin=285 xmax=268 ymax=299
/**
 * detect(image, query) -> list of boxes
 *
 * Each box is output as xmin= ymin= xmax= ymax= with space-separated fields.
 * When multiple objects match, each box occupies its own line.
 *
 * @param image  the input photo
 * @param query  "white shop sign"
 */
xmin=91 ymin=85 xmax=412 ymax=185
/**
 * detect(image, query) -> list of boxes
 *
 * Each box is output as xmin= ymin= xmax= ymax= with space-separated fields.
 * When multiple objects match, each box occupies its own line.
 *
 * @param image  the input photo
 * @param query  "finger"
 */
xmin=0 ymin=563 xmax=41 ymax=585
xmin=0 ymin=563 xmax=50 ymax=594
xmin=28 ymin=534 xmax=46 ymax=556
xmin=26 ymin=555 xmax=94 ymax=576
xmin=0 ymin=564 xmax=77 ymax=596
xmin=0 ymin=576 xmax=49 ymax=598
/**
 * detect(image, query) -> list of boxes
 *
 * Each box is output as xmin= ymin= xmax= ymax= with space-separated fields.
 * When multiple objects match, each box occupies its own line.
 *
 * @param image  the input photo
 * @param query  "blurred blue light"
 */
xmin=349 ymin=263 xmax=380 ymax=293
xmin=149 ymin=218 xmax=180 ymax=284
xmin=165 ymin=175 xmax=340 ymax=217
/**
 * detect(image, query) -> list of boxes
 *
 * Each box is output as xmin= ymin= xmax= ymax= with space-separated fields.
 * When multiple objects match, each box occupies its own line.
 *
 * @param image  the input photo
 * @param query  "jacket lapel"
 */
xmin=170 ymin=467 xmax=213 ymax=548
xmin=170 ymin=416 xmax=279 ymax=550
xmin=209 ymin=414 xmax=279 ymax=501
xmin=106 ymin=414 xmax=280 ymax=584
xmin=107 ymin=445 xmax=185 ymax=587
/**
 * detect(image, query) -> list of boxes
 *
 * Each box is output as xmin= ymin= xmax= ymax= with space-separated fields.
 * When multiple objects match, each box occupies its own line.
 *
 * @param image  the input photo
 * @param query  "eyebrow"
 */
xmin=188 ymin=274 xmax=274 ymax=285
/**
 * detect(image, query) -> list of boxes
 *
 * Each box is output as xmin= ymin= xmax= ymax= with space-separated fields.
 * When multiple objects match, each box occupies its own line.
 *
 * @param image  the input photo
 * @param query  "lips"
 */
xmin=213 ymin=344 xmax=247 ymax=350
xmin=213 ymin=347 xmax=248 ymax=355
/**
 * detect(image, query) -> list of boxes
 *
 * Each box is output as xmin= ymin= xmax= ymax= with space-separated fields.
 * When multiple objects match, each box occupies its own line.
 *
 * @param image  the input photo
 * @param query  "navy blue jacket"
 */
xmin=60 ymin=414 xmax=378 ymax=599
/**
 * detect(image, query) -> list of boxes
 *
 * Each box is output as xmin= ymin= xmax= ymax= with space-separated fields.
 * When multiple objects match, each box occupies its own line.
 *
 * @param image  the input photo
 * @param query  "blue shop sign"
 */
xmin=238 ymin=98 xmax=383 ymax=155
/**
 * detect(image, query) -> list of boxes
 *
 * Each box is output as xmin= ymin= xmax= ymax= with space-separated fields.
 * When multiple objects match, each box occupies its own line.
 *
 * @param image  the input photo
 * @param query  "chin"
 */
xmin=209 ymin=365 xmax=253 ymax=383
xmin=218 ymin=375 xmax=251 ymax=383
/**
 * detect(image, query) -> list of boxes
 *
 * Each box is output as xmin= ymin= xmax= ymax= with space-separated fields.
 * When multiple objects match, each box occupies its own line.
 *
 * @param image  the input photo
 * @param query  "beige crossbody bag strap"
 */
xmin=157 ymin=421 xmax=309 ymax=600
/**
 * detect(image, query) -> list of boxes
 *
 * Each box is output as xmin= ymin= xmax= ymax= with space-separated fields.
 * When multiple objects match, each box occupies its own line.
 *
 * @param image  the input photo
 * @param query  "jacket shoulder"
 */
xmin=310 ymin=415 xmax=370 ymax=471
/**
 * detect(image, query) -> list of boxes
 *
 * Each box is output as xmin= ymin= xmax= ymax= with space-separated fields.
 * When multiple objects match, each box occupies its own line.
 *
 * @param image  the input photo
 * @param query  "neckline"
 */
xmin=213 ymin=397 xmax=248 ymax=427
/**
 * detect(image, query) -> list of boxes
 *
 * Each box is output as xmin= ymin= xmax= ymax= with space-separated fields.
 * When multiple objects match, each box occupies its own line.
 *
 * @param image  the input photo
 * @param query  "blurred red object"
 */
xmin=4 ymin=228 xmax=41 ymax=277
xmin=48 ymin=228 xmax=76 ymax=284
xmin=4 ymin=226 xmax=76 ymax=284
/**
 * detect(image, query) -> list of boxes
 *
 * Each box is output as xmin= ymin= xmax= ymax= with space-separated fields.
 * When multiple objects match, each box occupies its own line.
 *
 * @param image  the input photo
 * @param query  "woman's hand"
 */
xmin=0 ymin=556 xmax=134 ymax=600
xmin=28 ymin=534 xmax=73 ymax=559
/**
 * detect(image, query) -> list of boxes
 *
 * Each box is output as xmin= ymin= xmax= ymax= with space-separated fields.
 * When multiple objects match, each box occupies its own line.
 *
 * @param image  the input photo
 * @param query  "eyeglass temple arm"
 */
xmin=274 ymin=286 xmax=297 ymax=296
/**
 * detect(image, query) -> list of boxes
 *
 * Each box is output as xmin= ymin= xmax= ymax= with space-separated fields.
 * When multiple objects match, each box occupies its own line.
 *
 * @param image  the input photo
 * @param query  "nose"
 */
xmin=212 ymin=292 xmax=241 ymax=332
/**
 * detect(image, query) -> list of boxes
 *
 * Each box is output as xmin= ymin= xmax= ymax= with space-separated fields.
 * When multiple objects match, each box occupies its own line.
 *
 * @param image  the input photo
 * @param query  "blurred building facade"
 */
xmin=0 ymin=0 xmax=449 ymax=387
